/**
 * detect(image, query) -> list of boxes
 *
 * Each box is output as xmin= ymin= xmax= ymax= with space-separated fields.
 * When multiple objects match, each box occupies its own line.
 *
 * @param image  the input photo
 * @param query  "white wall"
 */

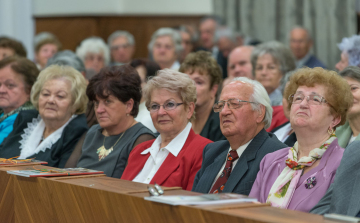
xmin=33 ymin=0 xmax=213 ymax=16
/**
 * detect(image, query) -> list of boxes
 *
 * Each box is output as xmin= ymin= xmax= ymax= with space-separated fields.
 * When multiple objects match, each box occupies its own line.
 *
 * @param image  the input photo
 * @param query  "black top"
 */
xmin=76 ymin=123 xmax=155 ymax=178
xmin=271 ymin=121 xmax=297 ymax=147
xmin=0 ymin=110 xmax=88 ymax=167
xmin=200 ymin=110 xmax=226 ymax=142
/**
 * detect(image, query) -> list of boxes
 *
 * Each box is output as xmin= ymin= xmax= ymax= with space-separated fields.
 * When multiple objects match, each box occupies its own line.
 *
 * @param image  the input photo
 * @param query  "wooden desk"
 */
xmin=9 ymin=175 xmax=344 ymax=223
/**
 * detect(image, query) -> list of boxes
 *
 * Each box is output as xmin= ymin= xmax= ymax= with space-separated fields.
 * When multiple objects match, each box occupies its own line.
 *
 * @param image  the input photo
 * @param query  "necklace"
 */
xmin=96 ymin=130 xmax=126 ymax=161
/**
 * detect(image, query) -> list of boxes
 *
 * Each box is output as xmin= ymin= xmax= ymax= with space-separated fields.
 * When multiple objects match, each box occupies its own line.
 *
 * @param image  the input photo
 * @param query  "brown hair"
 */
xmin=179 ymin=50 xmax=222 ymax=88
xmin=284 ymin=67 xmax=353 ymax=127
xmin=0 ymin=37 xmax=27 ymax=57
xmin=86 ymin=64 xmax=142 ymax=117
xmin=0 ymin=56 xmax=39 ymax=94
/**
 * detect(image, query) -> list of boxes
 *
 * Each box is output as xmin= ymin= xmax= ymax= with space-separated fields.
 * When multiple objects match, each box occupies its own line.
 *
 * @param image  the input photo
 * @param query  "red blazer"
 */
xmin=266 ymin=105 xmax=288 ymax=132
xmin=121 ymin=129 xmax=212 ymax=191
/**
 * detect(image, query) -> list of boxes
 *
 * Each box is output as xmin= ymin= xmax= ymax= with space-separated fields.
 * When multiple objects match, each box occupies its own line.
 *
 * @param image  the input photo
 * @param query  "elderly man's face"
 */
xmin=111 ymin=36 xmax=134 ymax=64
xmin=218 ymin=37 xmax=236 ymax=58
xmin=199 ymin=19 xmax=216 ymax=49
xmin=152 ymin=35 xmax=177 ymax=68
xmin=290 ymin=28 xmax=312 ymax=60
xmin=219 ymin=81 xmax=260 ymax=138
xmin=228 ymin=46 xmax=253 ymax=79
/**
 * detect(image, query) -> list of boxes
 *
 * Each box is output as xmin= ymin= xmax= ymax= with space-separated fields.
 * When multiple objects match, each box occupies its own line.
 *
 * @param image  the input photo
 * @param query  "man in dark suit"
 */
xmin=310 ymin=140 xmax=360 ymax=217
xmin=289 ymin=27 xmax=326 ymax=69
xmin=192 ymin=77 xmax=287 ymax=195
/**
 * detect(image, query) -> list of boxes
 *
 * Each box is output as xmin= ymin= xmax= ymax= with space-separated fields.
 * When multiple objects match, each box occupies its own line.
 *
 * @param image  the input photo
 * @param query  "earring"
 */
xmin=126 ymin=113 xmax=129 ymax=117
xmin=328 ymin=128 xmax=335 ymax=135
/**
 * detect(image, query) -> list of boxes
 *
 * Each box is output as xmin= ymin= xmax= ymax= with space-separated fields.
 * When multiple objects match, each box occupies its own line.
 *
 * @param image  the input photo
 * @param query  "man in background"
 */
xmin=108 ymin=30 xmax=135 ymax=66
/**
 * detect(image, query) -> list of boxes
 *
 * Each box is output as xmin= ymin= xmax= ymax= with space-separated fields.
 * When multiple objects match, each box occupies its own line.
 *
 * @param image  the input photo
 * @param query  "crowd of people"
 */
xmin=1 ymin=15 xmax=360 ymax=217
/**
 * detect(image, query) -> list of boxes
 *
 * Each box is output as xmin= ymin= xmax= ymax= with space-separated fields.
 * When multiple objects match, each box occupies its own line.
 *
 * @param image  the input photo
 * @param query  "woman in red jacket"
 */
xmin=121 ymin=69 xmax=212 ymax=190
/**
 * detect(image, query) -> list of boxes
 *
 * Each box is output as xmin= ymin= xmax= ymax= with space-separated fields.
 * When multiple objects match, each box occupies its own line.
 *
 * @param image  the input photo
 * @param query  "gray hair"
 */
xmin=251 ymin=41 xmax=296 ymax=78
xmin=148 ymin=28 xmax=183 ymax=56
xmin=231 ymin=77 xmax=273 ymax=129
xmin=76 ymin=37 xmax=110 ymax=65
xmin=215 ymin=27 xmax=237 ymax=43
xmin=47 ymin=50 xmax=85 ymax=73
xmin=200 ymin=15 xmax=223 ymax=27
xmin=280 ymin=70 xmax=297 ymax=95
xmin=107 ymin=30 xmax=135 ymax=47
xmin=339 ymin=66 xmax=360 ymax=83
xmin=337 ymin=35 xmax=360 ymax=67
xmin=143 ymin=68 xmax=196 ymax=122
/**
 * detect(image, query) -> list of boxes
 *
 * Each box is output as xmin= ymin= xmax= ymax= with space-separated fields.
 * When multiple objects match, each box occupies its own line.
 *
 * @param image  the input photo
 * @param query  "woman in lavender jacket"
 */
xmin=249 ymin=67 xmax=352 ymax=212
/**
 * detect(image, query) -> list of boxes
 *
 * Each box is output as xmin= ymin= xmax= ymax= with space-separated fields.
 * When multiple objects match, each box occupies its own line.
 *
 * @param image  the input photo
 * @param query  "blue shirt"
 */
xmin=0 ymin=113 xmax=18 ymax=144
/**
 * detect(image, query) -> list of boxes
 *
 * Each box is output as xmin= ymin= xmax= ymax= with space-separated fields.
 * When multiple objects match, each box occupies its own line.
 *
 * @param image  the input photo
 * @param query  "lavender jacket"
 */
xmin=249 ymin=139 xmax=344 ymax=212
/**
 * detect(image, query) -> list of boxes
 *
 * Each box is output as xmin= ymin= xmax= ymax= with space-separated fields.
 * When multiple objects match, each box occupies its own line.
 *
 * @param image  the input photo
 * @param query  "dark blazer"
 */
xmin=303 ymin=55 xmax=326 ymax=68
xmin=200 ymin=110 xmax=226 ymax=142
xmin=310 ymin=140 xmax=360 ymax=216
xmin=271 ymin=121 xmax=297 ymax=147
xmin=192 ymin=129 xmax=287 ymax=195
xmin=121 ymin=129 xmax=212 ymax=191
xmin=0 ymin=110 xmax=88 ymax=168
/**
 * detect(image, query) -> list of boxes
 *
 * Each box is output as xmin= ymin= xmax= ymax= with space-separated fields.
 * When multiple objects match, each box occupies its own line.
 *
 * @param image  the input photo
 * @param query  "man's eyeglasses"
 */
xmin=148 ymin=101 xmax=184 ymax=113
xmin=213 ymin=98 xmax=258 ymax=113
xmin=288 ymin=93 xmax=329 ymax=106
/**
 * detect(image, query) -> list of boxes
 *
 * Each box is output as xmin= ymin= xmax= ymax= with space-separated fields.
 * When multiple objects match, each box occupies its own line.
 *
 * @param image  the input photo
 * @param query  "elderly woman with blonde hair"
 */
xmin=121 ymin=69 xmax=212 ymax=190
xmin=250 ymin=67 xmax=353 ymax=212
xmin=0 ymin=65 xmax=89 ymax=167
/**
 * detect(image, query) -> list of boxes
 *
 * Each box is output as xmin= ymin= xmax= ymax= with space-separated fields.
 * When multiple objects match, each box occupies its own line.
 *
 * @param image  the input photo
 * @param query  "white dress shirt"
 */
xmin=134 ymin=102 xmax=157 ymax=133
xmin=133 ymin=122 xmax=192 ymax=184
xmin=209 ymin=139 xmax=253 ymax=191
xmin=273 ymin=122 xmax=292 ymax=143
xmin=170 ymin=61 xmax=180 ymax=70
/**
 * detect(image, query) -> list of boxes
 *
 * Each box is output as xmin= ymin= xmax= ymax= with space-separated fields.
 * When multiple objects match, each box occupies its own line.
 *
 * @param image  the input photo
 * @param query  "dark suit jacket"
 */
xmin=200 ymin=110 xmax=226 ymax=142
xmin=192 ymin=129 xmax=287 ymax=195
xmin=271 ymin=121 xmax=297 ymax=147
xmin=303 ymin=55 xmax=326 ymax=68
xmin=0 ymin=110 xmax=88 ymax=168
xmin=310 ymin=140 xmax=360 ymax=216
xmin=121 ymin=129 xmax=212 ymax=191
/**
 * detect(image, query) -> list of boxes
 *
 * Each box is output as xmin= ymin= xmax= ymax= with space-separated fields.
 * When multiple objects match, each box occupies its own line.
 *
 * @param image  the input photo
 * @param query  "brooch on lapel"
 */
xmin=305 ymin=176 xmax=317 ymax=189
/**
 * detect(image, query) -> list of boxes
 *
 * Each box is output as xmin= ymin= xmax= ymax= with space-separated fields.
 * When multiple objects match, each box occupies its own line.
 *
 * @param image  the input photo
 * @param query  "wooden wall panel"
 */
xmin=36 ymin=16 xmax=202 ymax=59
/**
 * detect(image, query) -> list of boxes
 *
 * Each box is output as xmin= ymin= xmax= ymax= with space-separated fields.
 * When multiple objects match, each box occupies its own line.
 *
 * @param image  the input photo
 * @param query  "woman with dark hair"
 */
xmin=0 ymin=56 xmax=39 ymax=144
xmin=130 ymin=58 xmax=161 ymax=133
xmin=76 ymin=65 xmax=155 ymax=178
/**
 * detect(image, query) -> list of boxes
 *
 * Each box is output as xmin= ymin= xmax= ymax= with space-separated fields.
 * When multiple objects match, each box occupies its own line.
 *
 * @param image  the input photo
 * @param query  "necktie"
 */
xmin=210 ymin=150 xmax=239 ymax=194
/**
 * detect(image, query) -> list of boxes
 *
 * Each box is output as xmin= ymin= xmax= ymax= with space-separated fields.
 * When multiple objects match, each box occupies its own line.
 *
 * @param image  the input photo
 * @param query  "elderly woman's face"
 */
xmin=289 ymin=85 xmax=338 ymax=133
xmin=255 ymin=54 xmax=282 ymax=94
xmin=94 ymin=95 xmax=132 ymax=132
xmin=186 ymin=71 xmax=216 ymax=108
xmin=36 ymin=43 xmax=58 ymax=68
xmin=335 ymin=52 xmax=348 ymax=72
xmin=149 ymin=88 xmax=193 ymax=136
xmin=38 ymin=78 xmax=73 ymax=124
xmin=0 ymin=65 xmax=29 ymax=114
xmin=344 ymin=77 xmax=360 ymax=118
xmin=152 ymin=36 xmax=177 ymax=68
xmin=84 ymin=52 xmax=105 ymax=74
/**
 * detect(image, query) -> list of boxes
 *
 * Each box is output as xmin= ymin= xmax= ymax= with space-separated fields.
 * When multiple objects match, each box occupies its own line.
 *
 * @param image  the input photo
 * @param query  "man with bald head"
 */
xmin=289 ymin=26 xmax=326 ymax=68
xmin=222 ymin=46 xmax=253 ymax=86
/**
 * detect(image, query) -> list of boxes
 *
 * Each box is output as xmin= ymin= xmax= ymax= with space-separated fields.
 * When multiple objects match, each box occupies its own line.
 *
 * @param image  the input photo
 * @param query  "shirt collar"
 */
xmin=229 ymin=138 xmax=253 ymax=158
xmin=141 ymin=122 xmax=192 ymax=157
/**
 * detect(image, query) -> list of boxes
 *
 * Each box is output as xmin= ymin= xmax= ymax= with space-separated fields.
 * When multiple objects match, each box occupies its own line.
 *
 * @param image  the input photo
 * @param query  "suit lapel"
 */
xmin=223 ymin=129 xmax=268 ymax=192
xmin=199 ymin=142 xmax=229 ymax=193
xmin=150 ymin=153 xmax=180 ymax=185
xmin=127 ymin=153 xmax=151 ymax=180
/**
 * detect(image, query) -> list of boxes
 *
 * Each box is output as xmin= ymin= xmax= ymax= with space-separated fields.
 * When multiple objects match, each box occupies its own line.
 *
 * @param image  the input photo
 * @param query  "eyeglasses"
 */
xmin=213 ymin=98 xmax=258 ymax=113
xmin=111 ymin=44 xmax=130 ymax=50
xmin=288 ymin=93 xmax=329 ymax=106
xmin=148 ymin=101 xmax=184 ymax=113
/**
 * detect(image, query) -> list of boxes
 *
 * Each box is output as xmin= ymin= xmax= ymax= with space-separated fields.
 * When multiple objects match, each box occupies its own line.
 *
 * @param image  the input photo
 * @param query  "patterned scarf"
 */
xmin=266 ymin=133 xmax=336 ymax=209
xmin=0 ymin=101 xmax=34 ymax=123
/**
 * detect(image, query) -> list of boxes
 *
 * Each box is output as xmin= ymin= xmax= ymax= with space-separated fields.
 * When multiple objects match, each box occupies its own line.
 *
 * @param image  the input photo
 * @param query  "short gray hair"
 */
xmin=289 ymin=26 xmax=312 ymax=41
xmin=339 ymin=66 xmax=360 ymax=83
xmin=148 ymin=28 xmax=183 ymax=56
xmin=76 ymin=37 xmax=110 ymax=65
xmin=143 ymin=69 xmax=196 ymax=122
xmin=231 ymin=77 xmax=273 ymax=129
xmin=251 ymin=41 xmax=296 ymax=78
xmin=47 ymin=50 xmax=85 ymax=73
xmin=215 ymin=27 xmax=236 ymax=43
xmin=107 ymin=30 xmax=135 ymax=47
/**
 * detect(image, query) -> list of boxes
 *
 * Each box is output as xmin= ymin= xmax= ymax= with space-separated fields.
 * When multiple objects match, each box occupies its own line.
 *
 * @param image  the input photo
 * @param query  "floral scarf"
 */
xmin=0 ymin=101 xmax=34 ymax=123
xmin=266 ymin=133 xmax=336 ymax=209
